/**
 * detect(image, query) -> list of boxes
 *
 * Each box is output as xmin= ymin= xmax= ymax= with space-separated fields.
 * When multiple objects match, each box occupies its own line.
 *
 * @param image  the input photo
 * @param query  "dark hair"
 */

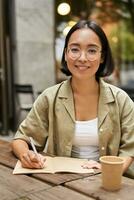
xmin=61 ymin=20 xmax=114 ymax=78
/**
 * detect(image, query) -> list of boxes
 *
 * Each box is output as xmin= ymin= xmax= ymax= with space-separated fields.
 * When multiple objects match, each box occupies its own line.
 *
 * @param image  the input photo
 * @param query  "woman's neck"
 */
xmin=71 ymin=77 xmax=99 ymax=95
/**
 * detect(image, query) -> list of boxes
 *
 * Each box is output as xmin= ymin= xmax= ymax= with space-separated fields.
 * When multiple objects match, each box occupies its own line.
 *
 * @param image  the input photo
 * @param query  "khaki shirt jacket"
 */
xmin=14 ymin=78 xmax=134 ymax=178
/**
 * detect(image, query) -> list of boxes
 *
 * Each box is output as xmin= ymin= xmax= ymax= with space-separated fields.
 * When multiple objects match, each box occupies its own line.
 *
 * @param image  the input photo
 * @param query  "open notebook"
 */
xmin=13 ymin=156 xmax=94 ymax=174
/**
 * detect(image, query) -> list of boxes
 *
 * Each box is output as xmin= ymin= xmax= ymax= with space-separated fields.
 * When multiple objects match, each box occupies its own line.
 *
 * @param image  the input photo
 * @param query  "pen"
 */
xmin=29 ymin=137 xmax=38 ymax=155
xmin=29 ymin=137 xmax=45 ymax=168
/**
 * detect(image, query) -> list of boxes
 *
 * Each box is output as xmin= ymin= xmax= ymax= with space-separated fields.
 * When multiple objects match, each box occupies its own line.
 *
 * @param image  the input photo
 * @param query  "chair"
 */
xmin=14 ymin=84 xmax=35 ymax=112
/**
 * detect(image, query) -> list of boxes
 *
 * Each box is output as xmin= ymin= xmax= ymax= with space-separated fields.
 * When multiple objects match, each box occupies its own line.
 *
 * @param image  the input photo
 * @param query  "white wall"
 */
xmin=15 ymin=0 xmax=55 ymax=93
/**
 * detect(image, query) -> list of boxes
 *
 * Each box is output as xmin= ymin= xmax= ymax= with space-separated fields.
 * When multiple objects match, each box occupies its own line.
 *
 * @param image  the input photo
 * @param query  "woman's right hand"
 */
xmin=20 ymin=150 xmax=46 ymax=169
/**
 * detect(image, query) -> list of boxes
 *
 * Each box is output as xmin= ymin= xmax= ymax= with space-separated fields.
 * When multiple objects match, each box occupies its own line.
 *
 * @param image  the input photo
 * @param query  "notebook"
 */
xmin=13 ymin=156 xmax=94 ymax=174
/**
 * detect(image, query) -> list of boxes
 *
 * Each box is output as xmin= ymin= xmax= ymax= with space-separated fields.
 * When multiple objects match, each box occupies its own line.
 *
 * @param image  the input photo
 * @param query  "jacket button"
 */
xmin=100 ymin=128 xmax=103 ymax=132
xmin=101 ymin=146 xmax=105 ymax=150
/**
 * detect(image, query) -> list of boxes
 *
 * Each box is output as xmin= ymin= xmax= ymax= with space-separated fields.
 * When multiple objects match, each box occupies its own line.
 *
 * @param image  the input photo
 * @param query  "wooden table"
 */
xmin=0 ymin=139 xmax=134 ymax=200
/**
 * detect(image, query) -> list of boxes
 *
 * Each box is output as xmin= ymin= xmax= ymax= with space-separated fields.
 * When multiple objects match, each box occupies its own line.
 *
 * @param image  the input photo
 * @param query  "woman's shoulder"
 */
xmin=100 ymin=79 xmax=133 ymax=103
xmin=101 ymin=79 xmax=127 ymax=94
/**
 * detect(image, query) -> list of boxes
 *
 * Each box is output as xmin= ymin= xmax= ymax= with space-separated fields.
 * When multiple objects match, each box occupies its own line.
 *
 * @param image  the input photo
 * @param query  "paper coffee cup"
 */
xmin=100 ymin=156 xmax=124 ymax=191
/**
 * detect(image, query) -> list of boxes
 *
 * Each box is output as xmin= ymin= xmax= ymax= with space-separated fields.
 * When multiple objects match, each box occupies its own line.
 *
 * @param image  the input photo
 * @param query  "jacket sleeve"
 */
xmin=118 ymin=92 xmax=134 ymax=158
xmin=14 ymin=92 xmax=49 ymax=151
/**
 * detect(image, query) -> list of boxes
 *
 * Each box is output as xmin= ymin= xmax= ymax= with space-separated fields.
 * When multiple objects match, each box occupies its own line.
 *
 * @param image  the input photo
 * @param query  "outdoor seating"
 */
xmin=14 ymin=84 xmax=35 ymax=112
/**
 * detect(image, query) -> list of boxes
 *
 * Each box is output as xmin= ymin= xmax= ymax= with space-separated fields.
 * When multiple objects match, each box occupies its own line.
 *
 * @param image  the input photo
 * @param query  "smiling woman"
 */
xmin=61 ymin=20 xmax=114 ymax=77
xmin=64 ymin=28 xmax=103 ymax=80
xmin=12 ymin=20 xmax=134 ymax=179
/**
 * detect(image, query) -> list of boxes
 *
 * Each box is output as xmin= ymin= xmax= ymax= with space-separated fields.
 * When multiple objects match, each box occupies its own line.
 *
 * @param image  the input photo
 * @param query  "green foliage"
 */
xmin=109 ymin=22 xmax=134 ymax=62
xmin=121 ymin=31 xmax=134 ymax=60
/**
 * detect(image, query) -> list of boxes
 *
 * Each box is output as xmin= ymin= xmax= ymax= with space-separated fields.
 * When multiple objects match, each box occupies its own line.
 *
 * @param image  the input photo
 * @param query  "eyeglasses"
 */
xmin=67 ymin=47 xmax=102 ymax=61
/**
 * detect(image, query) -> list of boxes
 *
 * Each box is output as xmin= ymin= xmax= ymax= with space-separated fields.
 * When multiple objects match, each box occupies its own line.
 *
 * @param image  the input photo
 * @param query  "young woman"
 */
xmin=12 ymin=20 xmax=134 ymax=178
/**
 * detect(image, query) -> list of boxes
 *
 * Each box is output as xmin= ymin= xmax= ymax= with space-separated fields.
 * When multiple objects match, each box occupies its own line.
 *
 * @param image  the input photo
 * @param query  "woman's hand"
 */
xmin=20 ymin=150 xmax=46 ymax=169
xmin=122 ymin=156 xmax=133 ymax=174
xmin=82 ymin=160 xmax=101 ymax=169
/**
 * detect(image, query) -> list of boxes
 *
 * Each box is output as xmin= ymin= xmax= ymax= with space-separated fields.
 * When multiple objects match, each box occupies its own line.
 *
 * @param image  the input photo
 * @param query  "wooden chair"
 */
xmin=14 ymin=84 xmax=35 ymax=112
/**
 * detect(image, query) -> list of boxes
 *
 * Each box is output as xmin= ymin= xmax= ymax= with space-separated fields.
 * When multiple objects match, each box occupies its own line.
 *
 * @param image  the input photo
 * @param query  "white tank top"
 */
xmin=71 ymin=118 xmax=99 ymax=161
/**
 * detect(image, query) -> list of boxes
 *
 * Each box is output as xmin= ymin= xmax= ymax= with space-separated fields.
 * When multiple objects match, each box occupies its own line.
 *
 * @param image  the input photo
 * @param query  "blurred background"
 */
xmin=0 ymin=0 xmax=134 ymax=137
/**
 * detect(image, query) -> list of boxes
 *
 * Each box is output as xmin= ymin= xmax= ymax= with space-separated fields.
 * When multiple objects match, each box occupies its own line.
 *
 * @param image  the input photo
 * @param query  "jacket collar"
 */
xmin=58 ymin=78 xmax=115 ymax=126
xmin=98 ymin=79 xmax=115 ymax=127
xmin=58 ymin=78 xmax=75 ymax=122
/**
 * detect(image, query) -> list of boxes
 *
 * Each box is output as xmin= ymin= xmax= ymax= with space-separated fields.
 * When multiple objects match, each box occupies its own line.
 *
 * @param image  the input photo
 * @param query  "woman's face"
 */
xmin=65 ymin=28 xmax=103 ymax=81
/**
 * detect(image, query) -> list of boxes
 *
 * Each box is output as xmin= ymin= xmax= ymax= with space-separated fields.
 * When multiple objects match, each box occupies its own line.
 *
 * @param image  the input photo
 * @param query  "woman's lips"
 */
xmin=75 ymin=65 xmax=90 ymax=70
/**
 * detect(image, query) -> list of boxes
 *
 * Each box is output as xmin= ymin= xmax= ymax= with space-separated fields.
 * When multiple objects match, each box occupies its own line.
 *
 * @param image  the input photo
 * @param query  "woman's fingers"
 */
xmin=21 ymin=150 xmax=46 ymax=169
xmin=82 ymin=160 xmax=101 ymax=169
xmin=21 ymin=151 xmax=35 ymax=168
xmin=37 ymin=154 xmax=46 ymax=168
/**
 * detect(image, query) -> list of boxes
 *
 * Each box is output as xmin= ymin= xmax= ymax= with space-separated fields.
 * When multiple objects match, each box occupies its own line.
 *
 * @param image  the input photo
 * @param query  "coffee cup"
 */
xmin=100 ymin=156 xmax=124 ymax=191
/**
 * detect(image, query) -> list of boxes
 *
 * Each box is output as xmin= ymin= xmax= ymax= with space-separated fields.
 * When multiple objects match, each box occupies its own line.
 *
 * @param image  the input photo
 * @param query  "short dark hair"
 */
xmin=61 ymin=20 xmax=114 ymax=78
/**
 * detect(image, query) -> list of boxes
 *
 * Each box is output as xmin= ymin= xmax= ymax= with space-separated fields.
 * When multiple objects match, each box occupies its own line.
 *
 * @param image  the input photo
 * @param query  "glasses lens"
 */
xmin=87 ymin=48 xmax=100 ymax=61
xmin=68 ymin=48 xmax=101 ymax=61
xmin=68 ymin=48 xmax=80 ymax=60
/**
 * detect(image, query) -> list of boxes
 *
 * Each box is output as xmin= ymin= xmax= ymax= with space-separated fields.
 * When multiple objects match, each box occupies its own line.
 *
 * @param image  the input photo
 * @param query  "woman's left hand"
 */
xmin=82 ymin=160 xmax=101 ymax=169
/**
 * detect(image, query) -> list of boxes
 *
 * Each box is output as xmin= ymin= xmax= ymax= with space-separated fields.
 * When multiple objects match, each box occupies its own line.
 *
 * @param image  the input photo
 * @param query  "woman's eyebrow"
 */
xmin=87 ymin=44 xmax=100 ymax=48
xmin=68 ymin=43 xmax=100 ymax=48
xmin=68 ymin=43 xmax=79 ymax=47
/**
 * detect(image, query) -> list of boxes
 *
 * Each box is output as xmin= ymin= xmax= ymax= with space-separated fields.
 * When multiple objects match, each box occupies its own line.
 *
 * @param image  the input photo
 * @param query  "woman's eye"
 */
xmin=71 ymin=48 xmax=79 ymax=53
xmin=88 ymin=49 xmax=97 ymax=54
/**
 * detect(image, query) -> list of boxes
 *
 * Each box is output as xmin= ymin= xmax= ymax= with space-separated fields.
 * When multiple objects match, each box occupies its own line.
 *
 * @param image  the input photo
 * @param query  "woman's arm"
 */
xmin=122 ymin=156 xmax=133 ymax=173
xmin=12 ymin=139 xmax=29 ymax=159
xmin=118 ymin=93 xmax=134 ymax=176
xmin=12 ymin=139 xmax=45 ymax=169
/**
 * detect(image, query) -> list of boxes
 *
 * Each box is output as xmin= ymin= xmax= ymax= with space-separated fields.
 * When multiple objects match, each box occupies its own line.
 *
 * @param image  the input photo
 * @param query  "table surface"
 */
xmin=0 ymin=139 xmax=134 ymax=200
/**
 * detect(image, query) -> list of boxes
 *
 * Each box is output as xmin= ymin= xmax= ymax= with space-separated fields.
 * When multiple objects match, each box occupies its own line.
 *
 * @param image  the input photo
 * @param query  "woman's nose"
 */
xmin=78 ymin=51 xmax=87 ymax=61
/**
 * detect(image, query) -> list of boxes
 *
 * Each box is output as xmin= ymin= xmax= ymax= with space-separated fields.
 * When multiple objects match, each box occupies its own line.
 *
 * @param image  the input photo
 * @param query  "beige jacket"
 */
xmin=14 ymin=78 xmax=134 ymax=178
